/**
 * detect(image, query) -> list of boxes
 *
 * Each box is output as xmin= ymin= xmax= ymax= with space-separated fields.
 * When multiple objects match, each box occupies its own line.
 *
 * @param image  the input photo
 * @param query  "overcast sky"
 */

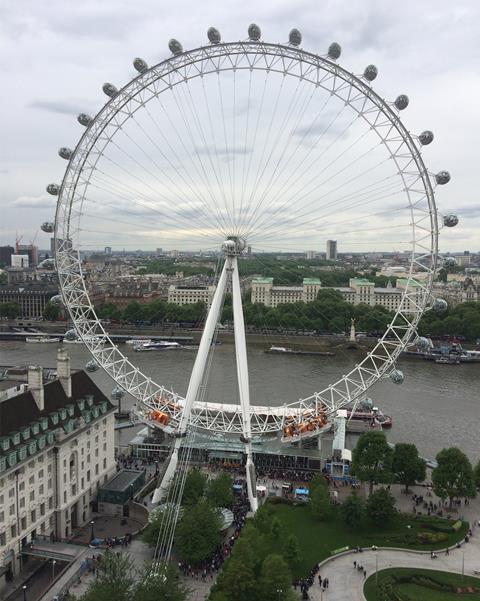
xmin=1 ymin=0 xmax=479 ymax=253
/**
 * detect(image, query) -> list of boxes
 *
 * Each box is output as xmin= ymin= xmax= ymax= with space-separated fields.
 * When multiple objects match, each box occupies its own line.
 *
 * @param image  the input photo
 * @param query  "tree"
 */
xmin=142 ymin=505 xmax=170 ymax=547
xmin=283 ymin=534 xmax=301 ymax=568
xmin=206 ymin=472 xmax=233 ymax=508
xmin=392 ymin=443 xmax=426 ymax=493
xmin=340 ymin=492 xmax=364 ymax=529
xmin=78 ymin=552 xmax=135 ymax=601
xmin=215 ymin=555 xmax=257 ymax=601
xmin=432 ymin=447 xmax=476 ymax=509
xmin=309 ymin=484 xmax=332 ymax=521
xmin=0 ymin=302 xmax=20 ymax=319
xmin=351 ymin=431 xmax=393 ymax=496
xmin=43 ymin=301 xmax=60 ymax=321
xmin=366 ymin=486 xmax=396 ymax=526
xmin=134 ymin=564 xmax=188 ymax=601
xmin=182 ymin=468 xmax=207 ymax=505
xmin=474 ymin=460 xmax=480 ymax=489
xmin=176 ymin=499 xmax=222 ymax=564
xmin=308 ymin=473 xmax=328 ymax=496
xmin=259 ymin=554 xmax=295 ymax=601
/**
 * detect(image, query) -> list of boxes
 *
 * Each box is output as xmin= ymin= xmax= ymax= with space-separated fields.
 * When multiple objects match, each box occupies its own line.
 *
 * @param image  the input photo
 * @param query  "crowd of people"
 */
xmin=293 ymin=563 xmax=330 ymax=599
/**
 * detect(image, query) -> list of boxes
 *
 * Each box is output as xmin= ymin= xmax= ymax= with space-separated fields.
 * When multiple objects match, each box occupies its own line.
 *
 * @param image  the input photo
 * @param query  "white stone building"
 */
xmin=251 ymin=278 xmax=322 ymax=307
xmin=167 ymin=284 xmax=215 ymax=306
xmin=0 ymin=350 xmax=116 ymax=588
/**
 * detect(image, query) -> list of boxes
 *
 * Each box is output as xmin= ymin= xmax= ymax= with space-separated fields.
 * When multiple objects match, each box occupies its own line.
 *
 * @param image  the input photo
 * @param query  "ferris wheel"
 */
xmin=44 ymin=25 xmax=457 ymax=511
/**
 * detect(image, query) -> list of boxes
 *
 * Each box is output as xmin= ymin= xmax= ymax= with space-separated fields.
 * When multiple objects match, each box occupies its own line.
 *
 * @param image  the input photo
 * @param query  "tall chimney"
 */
xmin=28 ymin=366 xmax=44 ymax=411
xmin=57 ymin=348 xmax=72 ymax=397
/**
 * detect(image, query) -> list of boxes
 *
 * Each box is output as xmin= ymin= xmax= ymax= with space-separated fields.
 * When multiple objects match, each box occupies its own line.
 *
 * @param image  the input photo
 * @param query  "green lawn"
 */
xmin=364 ymin=568 xmax=480 ymax=601
xmin=268 ymin=503 xmax=468 ymax=578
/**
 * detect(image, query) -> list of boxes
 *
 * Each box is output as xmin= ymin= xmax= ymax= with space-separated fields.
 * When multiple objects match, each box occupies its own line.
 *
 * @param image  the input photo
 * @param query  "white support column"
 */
xmin=152 ymin=259 xmax=230 ymax=504
xmin=231 ymin=255 xmax=258 ymax=512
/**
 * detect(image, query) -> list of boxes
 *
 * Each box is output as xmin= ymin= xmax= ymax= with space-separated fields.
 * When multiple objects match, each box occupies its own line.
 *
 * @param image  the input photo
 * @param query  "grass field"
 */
xmin=364 ymin=568 xmax=480 ymax=600
xmin=268 ymin=503 xmax=468 ymax=578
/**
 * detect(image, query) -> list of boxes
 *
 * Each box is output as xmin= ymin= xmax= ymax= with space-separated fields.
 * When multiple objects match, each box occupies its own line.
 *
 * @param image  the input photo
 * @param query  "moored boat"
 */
xmin=265 ymin=346 xmax=335 ymax=357
xmin=134 ymin=341 xmax=182 ymax=352
xmin=26 ymin=336 xmax=62 ymax=343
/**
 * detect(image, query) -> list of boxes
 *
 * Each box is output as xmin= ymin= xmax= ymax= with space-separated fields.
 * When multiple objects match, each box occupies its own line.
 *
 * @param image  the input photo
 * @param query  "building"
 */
xmin=97 ymin=470 xmax=145 ymax=516
xmin=167 ymin=285 xmax=215 ymax=306
xmin=0 ymin=283 xmax=58 ymax=317
xmin=0 ymin=246 xmax=14 ymax=267
xmin=326 ymin=240 xmax=337 ymax=261
xmin=0 ymin=350 xmax=116 ymax=588
xmin=16 ymin=245 xmax=38 ymax=267
xmin=104 ymin=247 xmax=112 ymax=255
xmin=251 ymin=278 xmax=322 ymax=307
xmin=11 ymin=255 xmax=29 ymax=268
xmin=306 ymin=250 xmax=316 ymax=260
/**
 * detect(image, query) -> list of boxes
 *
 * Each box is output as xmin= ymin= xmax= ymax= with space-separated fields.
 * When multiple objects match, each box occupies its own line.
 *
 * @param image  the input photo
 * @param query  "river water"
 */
xmin=1 ymin=340 xmax=479 ymax=462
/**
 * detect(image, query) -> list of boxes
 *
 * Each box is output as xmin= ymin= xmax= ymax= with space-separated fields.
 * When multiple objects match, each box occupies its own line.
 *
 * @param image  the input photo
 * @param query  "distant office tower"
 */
xmin=17 ymin=244 xmax=38 ymax=266
xmin=105 ymin=246 xmax=112 ymax=255
xmin=326 ymin=240 xmax=337 ymax=261
xmin=0 ymin=245 xmax=14 ymax=266
xmin=306 ymin=250 xmax=316 ymax=259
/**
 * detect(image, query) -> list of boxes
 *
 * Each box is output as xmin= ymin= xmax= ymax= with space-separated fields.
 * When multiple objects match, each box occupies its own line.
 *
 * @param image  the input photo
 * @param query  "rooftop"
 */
xmin=302 ymin=278 xmax=322 ymax=284
xmin=100 ymin=469 xmax=144 ymax=492
xmin=252 ymin=277 xmax=274 ymax=284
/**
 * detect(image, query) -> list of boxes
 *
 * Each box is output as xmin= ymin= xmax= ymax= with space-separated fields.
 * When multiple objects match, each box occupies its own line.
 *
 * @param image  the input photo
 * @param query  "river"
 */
xmin=1 ymin=340 xmax=478 ymax=462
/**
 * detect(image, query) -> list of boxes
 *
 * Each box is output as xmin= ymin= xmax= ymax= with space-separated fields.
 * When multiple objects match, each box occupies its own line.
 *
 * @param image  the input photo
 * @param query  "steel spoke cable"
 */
xmin=180 ymin=78 xmax=235 ymax=233
xmin=216 ymin=71 xmax=236 ymax=230
xmin=239 ymin=77 xmax=315 ymax=237
xmin=238 ymin=68 xmax=253 ymax=237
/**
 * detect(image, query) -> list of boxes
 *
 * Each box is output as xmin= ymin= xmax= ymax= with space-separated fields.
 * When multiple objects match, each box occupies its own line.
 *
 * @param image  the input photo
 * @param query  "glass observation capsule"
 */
xmin=41 ymin=222 xmax=54 ymax=233
xmin=419 ymin=130 xmax=434 ymax=145
xmin=390 ymin=369 xmax=404 ymax=384
xmin=168 ymin=39 xmax=183 ymax=55
xmin=46 ymin=184 xmax=60 ymax=196
xmin=39 ymin=259 xmax=55 ymax=269
xmin=248 ymin=23 xmax=261 ymax=41
xmin=64 ymin=329 xmax=78 ymax=341
xmin=363 ymin=65 xmax=378 ymax=81
xmin=58 ymin=147 xmax=73 ymax=160
xmin=77 ymin=113 xmax=92 ymax=127
xmin=133 ymin=57 xmax=148 ymax=73
xmin=416 ymin=336 xmax=431 ymax=350
xmin=443 ymin=214 xmax=459 ymax=227
xmin=207 ymin=27 xmax=221 ymax=44
xmin=102 ymin=83 xmax=118 ymax=98
xmin=49 ymin=295 xmax=63 ymax=306
xmin=443 ymin=256 xmax=457 ymax=267
xmin=433 ymin=298 xmax=448 ymax=313
xmin=435 ymin=171 xmax=451 ymax=185
xmin=86 ymin=360 xmax=99 ymax=373
xmin=111 ymin=386 xmax=125 ymax=399
xmin=327 ymin=42 xmax=341 ymax=59
xmin=289 ymin=28 xmax=302 ymax=46
xmin=394 ymin=95 xmax=409 ymax=110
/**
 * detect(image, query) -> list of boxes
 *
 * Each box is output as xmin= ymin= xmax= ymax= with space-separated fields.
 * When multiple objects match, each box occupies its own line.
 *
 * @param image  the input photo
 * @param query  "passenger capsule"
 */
xmin=207 ymin=27 xmax=221 ymax=44
xmin=112 ymin=386 xmax=125 ymax=399
xmin=49 ymin=295 xmax=63 ymax=306
xmin=86 ymin=360 xmax=99 ymax=373
xmin=46 ymin=184 xmax=60 ymax=196
xmin=394 ymin=95 xmax=409 ymax=110
xmin=435 ymin=171 xmax=451 ymax=185
xmin=41 ymin=222 xmax=54 ymax=233
xmin=443 ymin=256 xmax=457 ymax=267
xmin=102 ymin=83 xmax=118 ymax=98
xmin=168 ymin=39 xmax=183 ymax=55
xmin=64 ymin=329 xmax=78 ymax=341
xmin=289 ymin=28 xmax=302 ymax=46
xmin=58 ymin=147 xmax=73 ymax=160
xmin=39 ymin=259 xmax=55 ymax=269
xmin=419 ymin=130 xmax=434 ymax=146
xmin=363 ymin=65 xmax=378 ymax=81
xmin=248 ymin=23 xmax=261 ymax=41
xmin=389 ymin=369 xmax=404 ymax=385
xmin=433 ymin=298 xmax=448 ymax=313
xmin=443 ymin=214 xmax=459 ymax=228
xmin=77 ymin=113 xmax=92 ymax=127
xmin=133 ymin=57 xmax=148 ymax=73
xmin=327 ymin=42 xmax=341 ymax=60
xmin=416 ymin=336 xmax=431 ymax=350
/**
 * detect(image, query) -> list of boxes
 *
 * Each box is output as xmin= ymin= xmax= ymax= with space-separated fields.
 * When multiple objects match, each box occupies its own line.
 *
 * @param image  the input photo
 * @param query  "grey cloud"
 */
xmin=29 ymin=100 xmax=89 ymax=116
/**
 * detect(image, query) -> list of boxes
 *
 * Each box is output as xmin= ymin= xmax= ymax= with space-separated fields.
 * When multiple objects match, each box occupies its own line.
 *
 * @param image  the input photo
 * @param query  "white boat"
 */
xmin=134 ymin=341 xmax=182 ymax=352
xmin=64 ymin=336 xmax=104 ymax=344
xmin=125 ymin=337 xmax=152 ymax=345
xmin=26 ymin=336 xmax=62 ymax=343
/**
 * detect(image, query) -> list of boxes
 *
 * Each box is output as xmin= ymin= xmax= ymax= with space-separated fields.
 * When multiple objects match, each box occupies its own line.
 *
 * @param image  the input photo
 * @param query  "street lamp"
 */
xmin=462 ymin=550 xmax=465 ymax=583
xmin=90 ymin=520 xmax=95 ymax=540
xmin=52 ymin=559 xmax=57 ymax=580
xmin=276 ymin=588 xmax=282 ymax=601
xmin=22 ymin=585 xmax=27 ymax=601
xmin=129 ymin=483 xmax=134 ymax=500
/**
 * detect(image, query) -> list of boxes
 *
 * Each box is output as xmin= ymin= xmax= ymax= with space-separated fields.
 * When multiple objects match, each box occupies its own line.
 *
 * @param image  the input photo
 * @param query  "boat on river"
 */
xmin=345 ymin=399 xmax=392 ymax=432
xmin=125 ymin=337 xmax=152 ymax=345
xmin=265 ymin=346 xmax=335 ymax=357
xmin=26 ymin=336 xmax=62 ymax=343
xmin=435 ymin=355 xmax=460 ymax=365
xmin=134 ymin=341 xmax=182 ymax=352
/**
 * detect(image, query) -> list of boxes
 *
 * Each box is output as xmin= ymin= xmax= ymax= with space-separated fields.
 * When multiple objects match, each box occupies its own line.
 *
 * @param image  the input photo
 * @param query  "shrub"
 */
xmin=452 ymin=520 xmax=463 ymax=531
xmin=416 ymin=531 xmax=449 ymax=544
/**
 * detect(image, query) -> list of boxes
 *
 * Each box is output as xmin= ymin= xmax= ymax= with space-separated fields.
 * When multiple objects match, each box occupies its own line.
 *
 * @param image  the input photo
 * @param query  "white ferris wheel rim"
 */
xmin=54 ymin=38 xmax=439 ymax=436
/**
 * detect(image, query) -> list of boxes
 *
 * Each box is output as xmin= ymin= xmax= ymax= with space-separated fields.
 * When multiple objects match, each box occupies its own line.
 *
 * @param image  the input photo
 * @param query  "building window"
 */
xmin=9 ymin=504 xmax=15 ymax=516
xmin=63 ymin=492 xmax=67 ymax=503
xmin=21 ymin=517 xmax=27 ymax=531
xmin=0 ymin=532 xmax=5 ymax=546
xmin=48 ymin=497 xmax=53 ymax=510
xmin=103 ymin=458 xmax=107 ymax=470
xmin=31 ymin=510 xmax=36 ymax=523
xmin=11 ymin=524 xmax=16 ymax=538
xmin=40 ymin=503 xmax=45 ymax=516
xmin=30 ymin=491 xmax=35 ymax=501
xmin=19 ymin=498 xmax=25 ymax=508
